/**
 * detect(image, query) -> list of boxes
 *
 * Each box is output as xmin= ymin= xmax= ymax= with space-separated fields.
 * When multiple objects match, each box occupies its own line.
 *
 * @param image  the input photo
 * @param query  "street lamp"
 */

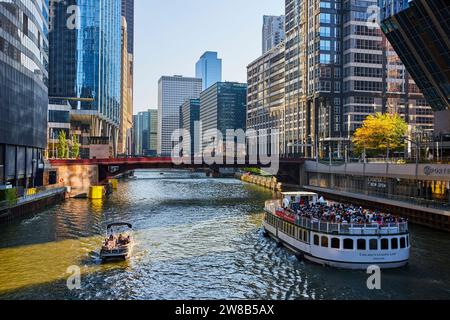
xmin=403 ymin=135 xmax=420 ymax=177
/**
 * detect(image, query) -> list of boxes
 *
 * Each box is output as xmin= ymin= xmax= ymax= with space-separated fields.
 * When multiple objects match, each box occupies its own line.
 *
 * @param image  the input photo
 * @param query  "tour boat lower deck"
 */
xmin=263 ymin=192 xmax=410 ymax=270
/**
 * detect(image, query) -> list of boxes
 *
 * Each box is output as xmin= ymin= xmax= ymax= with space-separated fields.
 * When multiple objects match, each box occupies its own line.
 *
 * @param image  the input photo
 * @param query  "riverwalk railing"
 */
xmin=265 ymin=201 xmax=409 ymax=236
xmin=0 ymin=185 xmax=67 ymax=211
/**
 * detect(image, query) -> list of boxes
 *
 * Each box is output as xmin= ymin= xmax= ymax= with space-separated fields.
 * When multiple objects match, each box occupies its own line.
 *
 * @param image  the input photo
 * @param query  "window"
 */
xmin=303 ymin=231 xmax=308 ymax=242
xmin=343 ymin=239 xmax=354 ymax=250
xmin=320 ymin=54 xmax=331 ymax=64
xmin=320 ymin=40 xmax=331 ymax=51
xmin=381 ymin=239 xmax=389 ymax=250
xmin=320 ymin=13 xmax=331 ymax=24
xmin=370 ymin=239 xmax=378 ymax=250
xmin=314 ymin=235 xmax=320 ymax=246
xmin=321 ymin=27 xmax=331 ymax=37
xmin=357 ymin=239 xmax=366 ymax=250
xmin=331 ymin=238 xmax=340 ymax=249
xmin=400 ymin=237 xmax=406 ymax=249
xmin=391 ymin=238 xmax=399 ymax=250
xmin=321 ymin=236 xmax=329 ymax=248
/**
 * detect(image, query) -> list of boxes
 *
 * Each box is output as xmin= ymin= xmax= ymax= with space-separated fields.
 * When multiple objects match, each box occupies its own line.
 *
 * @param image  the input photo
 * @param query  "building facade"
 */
xmin=148 ymin=109 xmax=158 ymax=156
xmin=133 ymin=109 xmax=158 ymax=156
xmin=47 ymin=98 xmax=71 ymax=159
xmin=180 ymin=99 xmax=201 ymax=156
xmin=158 ymin=76 xmax=202 ymax=156
xmin=119 ymin=17 xmax=133 ymax=156
xmin=380 ymin=0 xmax=450 ymax=134
xmin=48 ymin=0 xmax=122 ymax=159
xmin=200 ymin=82 xmax=247 ymax=153
xmin=280 ymin=0 xmax=434 ymax=159
xmin=195 ymin=52 xmax=222 ymax=91
xmin=262 ymin=15 xmax=285 ymax=54
xmin=121 ymin=0 xmax=134 ymax=54
xmin=0 ymin=0 xmax=49 ymax=188
xmin=247 ymin=42 xmax=285 ymax=155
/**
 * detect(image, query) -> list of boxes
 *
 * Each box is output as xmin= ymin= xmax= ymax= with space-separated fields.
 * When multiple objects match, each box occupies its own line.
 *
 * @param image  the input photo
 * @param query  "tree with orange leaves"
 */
xmin=352 ymin=113 xmax=407 ymax=156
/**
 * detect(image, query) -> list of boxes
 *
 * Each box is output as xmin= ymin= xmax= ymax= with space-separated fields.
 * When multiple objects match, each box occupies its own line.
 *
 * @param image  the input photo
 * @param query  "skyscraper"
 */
xmin=200 ymin=82 xmax=247 ymax=152
xmin=133 ymin=109 xmax=158 ymax=156
xmin=262 ymin=15 xmax=285 ymax=54
xmin=380 ymin=0 xmax=450 ymax=112
xmin=180 ymin=99 xmax=201 ymax=157
xmin=158 ymin=76 xmax=202 ymax=156
xmin=119 ymin=17 xmax=133 ymax=156
xmin=0 ymin=0 xmax=49 ymax=188
xmin=281 ymin=0 xmax=433 ymax=158
xmin=48 ymin=0 xmax=122 ymax=159
xmin=121 ymin=0 xmax=134 ymax=54
xmin=146 ymin=109 xmax=158 ymax=156
xmin=195 ymin=52 xmax=222 ymax=91
xmin=247 ymin=42 xmax=285 ymax=155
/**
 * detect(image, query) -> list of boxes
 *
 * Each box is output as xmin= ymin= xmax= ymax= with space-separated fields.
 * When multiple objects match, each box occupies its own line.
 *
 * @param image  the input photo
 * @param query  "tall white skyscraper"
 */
xmin=157 ymin=76 xmax=202 ymax=156
xmin=262 ymin=15 xmax=285 ymax=54
xmin=195 ymin=52 xmax=223 ymax=91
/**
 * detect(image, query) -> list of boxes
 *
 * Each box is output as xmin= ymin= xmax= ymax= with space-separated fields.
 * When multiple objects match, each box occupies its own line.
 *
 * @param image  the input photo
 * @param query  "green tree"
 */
xmin=70 ymin=134 xmax=80 ymax=159
xmin=57 ymin=131 xmax=69 ymax=159
xmin=352 ymin=113 xmax=408 ymax=156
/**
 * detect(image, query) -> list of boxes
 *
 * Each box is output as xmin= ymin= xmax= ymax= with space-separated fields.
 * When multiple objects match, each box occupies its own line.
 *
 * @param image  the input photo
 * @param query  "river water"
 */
xmin=0 ymin=170 xmax=449 ymax=300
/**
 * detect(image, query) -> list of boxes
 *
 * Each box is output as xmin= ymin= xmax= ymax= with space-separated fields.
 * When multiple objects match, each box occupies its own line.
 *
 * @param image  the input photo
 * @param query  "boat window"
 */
xmin=369 ymin=239 xmax=378 ymax=250
xmin=303 ymin=231 xmax=308 ymax=242
xmin=406 ymin=236 xmax=409 ymax=247
xmin=391 ymin=238 xmax=398 ymax=250
xmin=331 ymin=238 xmax=340 ymax=249
xmin=343 ymin=239 xmax=353 ymax=250
xmin=357 ymin=239 xmax=366 ymax=250
xmin=400 ymin=237 xmax=406 ymax=249
xmin=381 ymin=239 xmax=389 ymax=250
xmin=314 ymin=235 xmax=320 ymax=246
xmin=321 ymin=236 xmax=329 ymax=248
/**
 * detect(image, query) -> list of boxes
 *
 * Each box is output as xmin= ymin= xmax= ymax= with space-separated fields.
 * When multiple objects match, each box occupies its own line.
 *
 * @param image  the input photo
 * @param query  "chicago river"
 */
xmin=0 ymin=170 xmax=449 ymax=300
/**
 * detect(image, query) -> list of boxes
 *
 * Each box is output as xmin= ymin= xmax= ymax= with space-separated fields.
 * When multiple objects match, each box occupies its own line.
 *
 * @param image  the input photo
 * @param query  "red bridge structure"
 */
xmin=49 ymin=156 xmax=307 ymax=184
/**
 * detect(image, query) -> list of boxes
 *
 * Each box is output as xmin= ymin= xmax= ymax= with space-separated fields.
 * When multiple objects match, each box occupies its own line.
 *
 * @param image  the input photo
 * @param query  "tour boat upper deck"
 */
xmin=265 ymin=192 xmax=409 ymax=236
xmin=263 ymin=192 xmax=410 ymax=269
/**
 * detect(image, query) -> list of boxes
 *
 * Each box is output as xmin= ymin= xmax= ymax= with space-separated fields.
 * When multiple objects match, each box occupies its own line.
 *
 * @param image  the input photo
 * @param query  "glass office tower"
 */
xmin=380 ymin=0 xmax=450 ymax=111
xmin=200 ymin=82 xmax=247 ymax=152
xmin=48 ymin=0 xmax=122 ymax=158
xmin=0 ymin=0 xmax=49 ymax=188
xmin=121 ymin=0 xmax=134 ymax=54
xmin=195 ymin=52 xmax=222 ymax=91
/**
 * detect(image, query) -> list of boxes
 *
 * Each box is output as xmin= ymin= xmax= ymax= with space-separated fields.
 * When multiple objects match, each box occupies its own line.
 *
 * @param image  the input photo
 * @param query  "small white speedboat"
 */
xmin=100 ymin=223 xmax=135 ymax=261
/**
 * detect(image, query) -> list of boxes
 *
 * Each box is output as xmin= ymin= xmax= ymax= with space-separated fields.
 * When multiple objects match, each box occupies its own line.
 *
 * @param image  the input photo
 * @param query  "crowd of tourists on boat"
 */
xmin=288 ymin=200 xmax=407 ymax=226
xmin=103 ymin=234 xmax=131 ymax=249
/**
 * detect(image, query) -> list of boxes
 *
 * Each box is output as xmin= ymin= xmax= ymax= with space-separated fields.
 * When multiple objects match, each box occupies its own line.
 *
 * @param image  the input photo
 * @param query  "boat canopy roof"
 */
xmin=282 ymin=192 xmax=318 ymax=197
xmin=107 ymin=223 xmax=132 ymax=229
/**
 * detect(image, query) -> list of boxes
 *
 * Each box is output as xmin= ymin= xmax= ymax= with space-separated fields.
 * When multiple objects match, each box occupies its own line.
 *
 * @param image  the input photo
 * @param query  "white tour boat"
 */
xmin=263 ymin=192 xmax=410 ymax=269
xmin=100 ymin=223 xmax=135 ymax=261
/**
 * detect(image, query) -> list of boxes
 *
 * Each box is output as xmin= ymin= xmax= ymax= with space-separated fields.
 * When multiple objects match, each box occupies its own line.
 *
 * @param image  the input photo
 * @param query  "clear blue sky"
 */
xmin=133 ymin=0 xmax=284 ymax=113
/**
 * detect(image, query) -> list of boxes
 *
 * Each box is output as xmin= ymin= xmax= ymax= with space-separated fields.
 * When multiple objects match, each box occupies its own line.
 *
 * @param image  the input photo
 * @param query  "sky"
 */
xmin=133 ymin=0 xmax=284 ymax=113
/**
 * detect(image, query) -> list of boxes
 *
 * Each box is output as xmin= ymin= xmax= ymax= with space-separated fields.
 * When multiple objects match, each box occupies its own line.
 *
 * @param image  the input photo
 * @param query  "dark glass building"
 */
xmin=48 ymin=0 xmax=122 ymax=158
xmin=380 ymin=0 xmax=450 ymax=111
xmin=180 ymin=99 xmax=200 ymax=156
xmin=121 ymin=0 xmax=134 ymax=54
xmin=200 ymin=82 xmax=247 ymax=151
xmin=0 ymin=0 xmax=49 ymax=188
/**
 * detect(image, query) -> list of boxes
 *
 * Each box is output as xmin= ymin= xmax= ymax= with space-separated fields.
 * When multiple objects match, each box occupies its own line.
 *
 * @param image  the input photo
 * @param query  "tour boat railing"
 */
xmin=265 ymin=200 xmax=409 ymax=235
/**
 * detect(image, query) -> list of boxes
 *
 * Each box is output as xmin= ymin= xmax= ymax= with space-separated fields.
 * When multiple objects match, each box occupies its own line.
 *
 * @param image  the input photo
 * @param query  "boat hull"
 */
xmin=263 ymin=222 xmax=409 ymax=270
xmin=100 ymin=245 xmax=133 ymax=261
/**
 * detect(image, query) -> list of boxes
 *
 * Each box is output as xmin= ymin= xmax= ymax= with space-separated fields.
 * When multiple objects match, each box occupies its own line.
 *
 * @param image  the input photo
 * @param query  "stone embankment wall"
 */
xmin=237 ymin=172 xmax=283 ymax=191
